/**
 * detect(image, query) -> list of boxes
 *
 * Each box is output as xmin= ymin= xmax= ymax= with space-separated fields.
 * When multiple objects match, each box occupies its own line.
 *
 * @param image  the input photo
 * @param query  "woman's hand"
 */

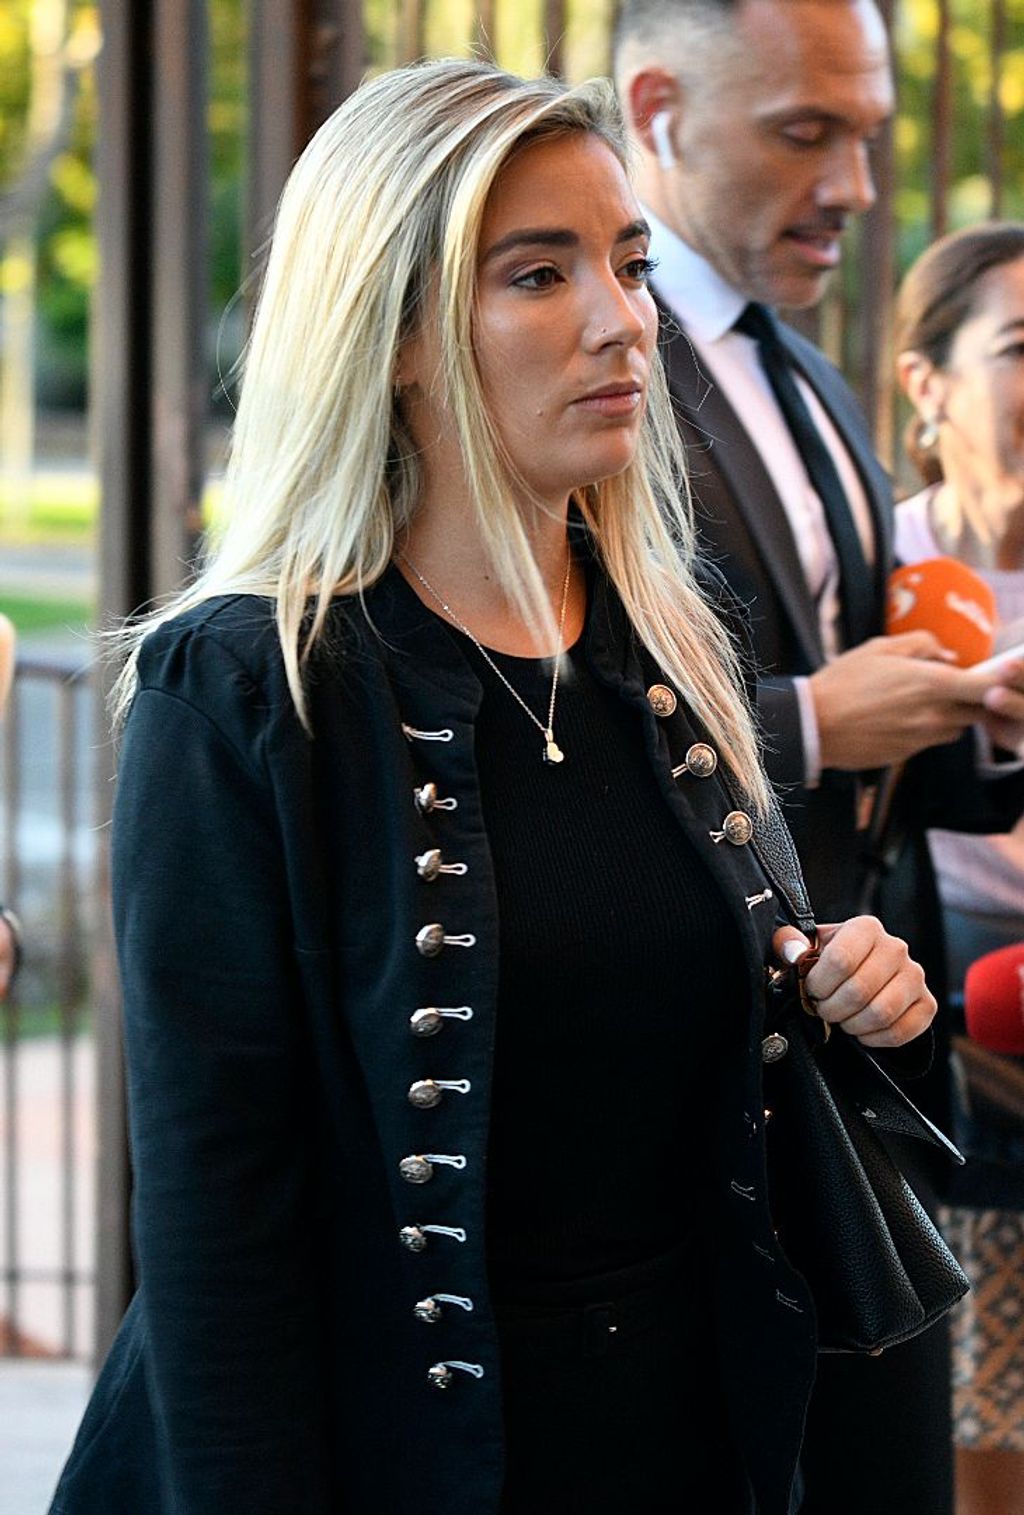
xmin=772 ymin=917 xmax=937 ymax=1049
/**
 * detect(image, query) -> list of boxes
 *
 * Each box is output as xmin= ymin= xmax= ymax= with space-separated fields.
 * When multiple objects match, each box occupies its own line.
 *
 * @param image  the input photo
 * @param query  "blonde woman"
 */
xmin=51 ymin=60 xmax=934 ymax=1515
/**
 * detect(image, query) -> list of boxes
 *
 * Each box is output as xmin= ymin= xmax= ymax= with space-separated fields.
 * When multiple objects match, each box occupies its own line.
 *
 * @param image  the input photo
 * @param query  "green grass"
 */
xmin=0 ymin=593 xmax=92 ymax=635
xmin=0 ymin=473 xmax=98 ymax=543
xmin=1 ymin=1004 xmax=93 ymax=1041
xmin=1 ymin=473 xmax=226 ymax=543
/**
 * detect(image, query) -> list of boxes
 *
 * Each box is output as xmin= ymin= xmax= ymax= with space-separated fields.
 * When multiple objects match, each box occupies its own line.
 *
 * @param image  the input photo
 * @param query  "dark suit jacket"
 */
xmin=658 ymin=306 xmax=1024 ymax=1027
xmin=51 ymin=561 xmax=819 ymax=1515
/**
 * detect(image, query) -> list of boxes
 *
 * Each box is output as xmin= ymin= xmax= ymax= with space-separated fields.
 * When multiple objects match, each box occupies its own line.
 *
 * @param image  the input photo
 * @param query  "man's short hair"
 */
xmin=612 ymin=0 xmax=737 ymax=68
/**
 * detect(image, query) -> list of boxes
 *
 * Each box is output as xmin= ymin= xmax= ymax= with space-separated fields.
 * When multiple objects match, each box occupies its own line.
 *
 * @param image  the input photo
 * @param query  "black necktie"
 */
xmin=733 ymin=301 xmax=874 ymax=649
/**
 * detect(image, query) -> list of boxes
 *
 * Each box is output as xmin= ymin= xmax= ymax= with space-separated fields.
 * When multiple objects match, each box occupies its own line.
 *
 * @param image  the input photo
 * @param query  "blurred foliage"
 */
xmin=893 ymin=0 xmax=1024 ymax=266
xmin=2 ymin=0 xmax=1024 ymax=413
xmin=1 ymin=0 xmax=245 ymax=409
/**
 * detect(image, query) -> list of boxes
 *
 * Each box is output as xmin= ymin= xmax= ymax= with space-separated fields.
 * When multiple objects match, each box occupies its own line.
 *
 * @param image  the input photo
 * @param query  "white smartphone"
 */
xmin=970 ymin=640 xmax=1024 ymax=677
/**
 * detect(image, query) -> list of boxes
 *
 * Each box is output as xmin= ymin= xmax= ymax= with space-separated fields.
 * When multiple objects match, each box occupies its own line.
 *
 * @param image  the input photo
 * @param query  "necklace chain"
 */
xmin=399 ymin=548 xmax=573 ymax=765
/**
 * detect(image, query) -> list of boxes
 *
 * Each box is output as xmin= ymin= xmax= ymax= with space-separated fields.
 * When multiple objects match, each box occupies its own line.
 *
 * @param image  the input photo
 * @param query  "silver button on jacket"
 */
xmin=399 ymin=1154 xmax=434 ymax=1184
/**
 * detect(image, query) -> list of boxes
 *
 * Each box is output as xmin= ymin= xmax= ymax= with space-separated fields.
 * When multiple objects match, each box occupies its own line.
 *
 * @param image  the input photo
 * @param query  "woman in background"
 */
xmin=897 ymin=221 xmax=1024 ymax=1515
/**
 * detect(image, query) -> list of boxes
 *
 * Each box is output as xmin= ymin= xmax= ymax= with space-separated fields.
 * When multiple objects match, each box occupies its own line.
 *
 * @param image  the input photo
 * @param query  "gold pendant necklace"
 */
xmin=399 ymin=549 xmax=573 ymax=766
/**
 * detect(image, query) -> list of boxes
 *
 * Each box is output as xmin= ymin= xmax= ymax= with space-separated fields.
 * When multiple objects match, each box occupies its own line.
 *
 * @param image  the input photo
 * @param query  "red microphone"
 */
xmin=886 ymin=557 xmax=997 ymax=667
xmin=964 ymin=943 xmax=1024 ymax=1055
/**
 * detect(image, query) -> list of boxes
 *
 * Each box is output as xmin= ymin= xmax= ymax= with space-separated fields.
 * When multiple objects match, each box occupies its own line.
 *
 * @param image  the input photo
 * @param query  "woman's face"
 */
xmin=400 ymin=131 xmax=658 ymax=511
xmin=472 ymin=132 xmax=658 ymax=503
xmin=938 ymin=255 xmax=1024 ymax=488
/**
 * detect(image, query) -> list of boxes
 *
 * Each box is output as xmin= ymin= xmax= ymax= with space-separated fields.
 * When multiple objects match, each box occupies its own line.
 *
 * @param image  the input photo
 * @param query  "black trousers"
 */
xmin=494 ymin=1250 xmax=755 ymax=1514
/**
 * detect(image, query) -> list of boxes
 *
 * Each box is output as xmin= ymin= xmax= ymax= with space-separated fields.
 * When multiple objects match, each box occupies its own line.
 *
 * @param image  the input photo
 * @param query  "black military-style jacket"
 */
xmin=52 ymin=561 xmax=820 ymax=1515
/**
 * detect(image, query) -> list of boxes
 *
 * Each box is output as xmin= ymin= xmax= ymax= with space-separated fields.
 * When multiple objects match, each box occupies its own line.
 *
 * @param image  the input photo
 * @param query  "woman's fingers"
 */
xmin=852 ymin=996 xmax=937 ymax=1049
xmin=800 ymin=916 xmax=936 ymax=1047
xmin=770 ymin=926 xmax=814 ymax=966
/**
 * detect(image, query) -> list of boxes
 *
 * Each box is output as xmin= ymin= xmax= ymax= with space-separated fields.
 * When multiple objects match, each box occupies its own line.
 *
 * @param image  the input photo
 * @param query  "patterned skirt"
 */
xmin=940 ymin=1206 xmax=1024 ymax=1451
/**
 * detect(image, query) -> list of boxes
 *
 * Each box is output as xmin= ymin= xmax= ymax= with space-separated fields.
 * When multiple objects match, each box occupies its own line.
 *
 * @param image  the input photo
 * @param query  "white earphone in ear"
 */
xmin=650 ymin=111 xmax=677 ymax=171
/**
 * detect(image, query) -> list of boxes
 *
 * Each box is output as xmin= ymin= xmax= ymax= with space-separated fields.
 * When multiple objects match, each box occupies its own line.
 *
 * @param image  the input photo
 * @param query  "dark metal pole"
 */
xmin=543 ymin=0 xmax=566 ymax=76
xmin=93 ymin=0 xmax=155 ymax=1365
xmin=150 ymin=0 xmax=209 ymax=592
xmin=246 ymin=0 xmax=364 ymax=290
xmin=988 ymin=0 xmax=1006 ymax=220
xmin=858 ymin=0 xmax=896 ymax=462
xmin=932 ymin=0 xmax=952 ymax=238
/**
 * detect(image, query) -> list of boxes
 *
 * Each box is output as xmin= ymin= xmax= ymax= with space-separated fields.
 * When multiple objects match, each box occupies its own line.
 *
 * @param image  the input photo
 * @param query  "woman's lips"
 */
xmin=573 ymin=386 xmax=643 ymax=416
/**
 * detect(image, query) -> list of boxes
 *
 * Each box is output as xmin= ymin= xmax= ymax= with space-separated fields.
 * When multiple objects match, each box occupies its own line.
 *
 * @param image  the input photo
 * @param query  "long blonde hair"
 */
xmin=112 ymin=58 xmax=768 ymax=807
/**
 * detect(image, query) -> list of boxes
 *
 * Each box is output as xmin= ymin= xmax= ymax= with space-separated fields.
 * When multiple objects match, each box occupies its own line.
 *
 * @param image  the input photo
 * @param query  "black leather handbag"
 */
xmin=762 ymin=956 xmax=969 ymax=1354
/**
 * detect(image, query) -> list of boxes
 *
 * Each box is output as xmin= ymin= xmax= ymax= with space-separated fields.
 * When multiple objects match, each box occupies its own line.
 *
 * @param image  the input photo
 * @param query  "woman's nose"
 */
xmin=584 ymin=277 xmax=648 ymax=350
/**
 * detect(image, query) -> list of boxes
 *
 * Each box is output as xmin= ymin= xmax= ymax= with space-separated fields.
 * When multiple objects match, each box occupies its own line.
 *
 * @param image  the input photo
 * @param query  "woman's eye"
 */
xmin=622 ymin=256 xmax=659 ymax=284
xmin=512 ymin=266 xmax=561 ymax=290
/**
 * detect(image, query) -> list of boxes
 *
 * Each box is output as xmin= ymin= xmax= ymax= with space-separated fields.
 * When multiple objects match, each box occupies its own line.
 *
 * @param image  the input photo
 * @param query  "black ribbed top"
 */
xmin=449 ymin=626 xmax=749 ymax=1294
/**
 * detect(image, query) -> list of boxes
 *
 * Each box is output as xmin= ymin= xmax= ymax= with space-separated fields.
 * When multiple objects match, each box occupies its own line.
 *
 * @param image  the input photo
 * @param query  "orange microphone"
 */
xmin=886 ymin=557 xmax=997 ymax=667
xmin=858 ymin=560 xmax=998 ymax=913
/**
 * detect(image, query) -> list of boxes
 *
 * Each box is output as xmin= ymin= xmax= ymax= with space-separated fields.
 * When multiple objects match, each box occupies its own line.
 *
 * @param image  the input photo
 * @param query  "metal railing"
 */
xmin=1 ymin=654 xmax=99 ymax=1361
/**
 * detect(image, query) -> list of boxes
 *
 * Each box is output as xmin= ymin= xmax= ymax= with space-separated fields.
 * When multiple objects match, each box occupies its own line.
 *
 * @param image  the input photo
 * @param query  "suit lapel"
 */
xmin=658 ymin=307 xmax=825 ymax=667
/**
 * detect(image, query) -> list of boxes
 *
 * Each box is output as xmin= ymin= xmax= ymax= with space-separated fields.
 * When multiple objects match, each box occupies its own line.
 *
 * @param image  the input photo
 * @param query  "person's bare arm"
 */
xmin=0 ymin=911 xmax=21 ymax=1000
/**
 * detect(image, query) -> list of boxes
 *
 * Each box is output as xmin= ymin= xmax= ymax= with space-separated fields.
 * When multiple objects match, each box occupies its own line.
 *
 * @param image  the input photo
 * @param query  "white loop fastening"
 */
xmin=730 ymin=1180 xmax=756 ymax=1201
xmin=428 ymin=1359 xmax=485 ymax=1388
xmin=402 ymin=724 xmax=454 ymax=743
xmin=425 ymin=1153 xmax=467 ymax=1170
xmin=775 ymin=1290 xmax=804 ymax=1313
xmin=415 ymin=849 xmax=469 ymax=882
xmin=416 ymin=924 xmax=478 ymax=958
xmin=745 ymin=888 xmax=774 ymax=910
xmin=409 ymin=1006 xmax=474 ymax=1037
xmin=434 ymin=1293 xmax=474 ymax=1312
xmin=414 ymin=783 xmax=459 ymax=814
xmin=422 ymin=1224 xmax=467 ymax=1243
xmin=436 ymin=1079 xmax=471 ymax=1095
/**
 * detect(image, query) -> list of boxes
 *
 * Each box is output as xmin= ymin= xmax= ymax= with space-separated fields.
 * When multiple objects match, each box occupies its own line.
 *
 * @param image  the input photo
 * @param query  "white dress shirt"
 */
xmin=647 ymin=211 xmax=877 ymax=785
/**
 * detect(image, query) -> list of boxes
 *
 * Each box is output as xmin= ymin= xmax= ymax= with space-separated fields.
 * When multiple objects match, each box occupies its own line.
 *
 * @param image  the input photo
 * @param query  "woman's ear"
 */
xmin=897 ymin=349 xmax=947 ymax=419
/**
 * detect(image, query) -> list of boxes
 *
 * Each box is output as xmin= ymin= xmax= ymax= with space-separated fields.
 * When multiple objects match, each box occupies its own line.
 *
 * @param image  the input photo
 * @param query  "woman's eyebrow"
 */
xmin=482 ymin=219 xmax=650 ymax=264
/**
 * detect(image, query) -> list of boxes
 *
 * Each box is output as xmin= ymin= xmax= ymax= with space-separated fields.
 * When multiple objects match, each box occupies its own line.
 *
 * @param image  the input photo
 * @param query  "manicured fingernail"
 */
xmin=781 ymin=939 xmax=810 ymax=964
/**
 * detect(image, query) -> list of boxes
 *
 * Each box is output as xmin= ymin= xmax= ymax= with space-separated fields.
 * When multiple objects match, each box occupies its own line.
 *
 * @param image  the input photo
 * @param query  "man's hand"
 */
xmin=773 ymin=917 xmax=936 ymax=1049
xmin=809 ymin=632 xmax=1024 ymax=770
xmin=975 ymin=654 xmax=1024 ymax=754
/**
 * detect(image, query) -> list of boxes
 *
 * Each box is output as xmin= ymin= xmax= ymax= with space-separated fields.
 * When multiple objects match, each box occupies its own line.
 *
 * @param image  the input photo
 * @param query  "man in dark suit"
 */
xmin=614 ymin=2 xmax=1024 ymax=1511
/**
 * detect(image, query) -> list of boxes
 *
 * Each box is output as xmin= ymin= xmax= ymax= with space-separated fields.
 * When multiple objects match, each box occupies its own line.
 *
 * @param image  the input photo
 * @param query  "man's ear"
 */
xmin=625 ymin=68 xmax=684 ymax=160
